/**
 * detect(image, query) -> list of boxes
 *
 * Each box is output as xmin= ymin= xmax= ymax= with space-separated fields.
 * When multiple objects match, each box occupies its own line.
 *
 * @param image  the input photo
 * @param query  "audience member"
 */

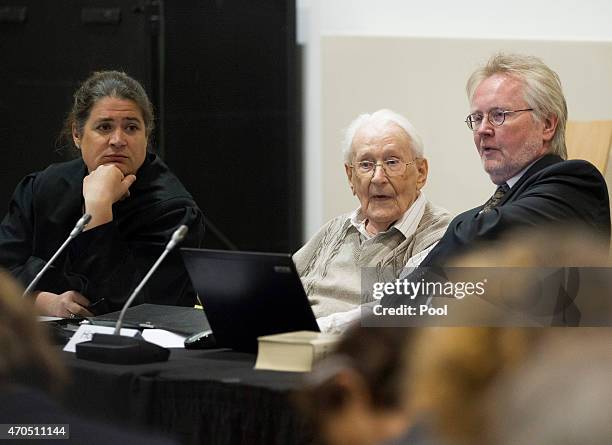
xmin=484 ymin=329 xmax=612 ymax=445
xmin=0 ymin=269 xmax=176 ymax=444
xmin=297 ymin=325 xmax=416 ymax=445
xmin=399 ymin=227 xmax=612 ymax=444
xmin=406 ymin=327 xmax=541 ymax=445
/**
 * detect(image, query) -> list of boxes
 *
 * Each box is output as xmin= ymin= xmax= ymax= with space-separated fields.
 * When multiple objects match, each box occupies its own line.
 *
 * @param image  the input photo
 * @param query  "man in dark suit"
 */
xmin=420 ymin=53 xmax=610 ymax=267
xmin=375 ymin=53 xmax=610 ymax=323
xmin=367 ymin=53 xmax=610 ymax=327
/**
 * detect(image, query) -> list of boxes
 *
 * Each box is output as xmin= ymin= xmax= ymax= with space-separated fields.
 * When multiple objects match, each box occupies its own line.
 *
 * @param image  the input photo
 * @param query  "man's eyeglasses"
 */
xmin=349 ymin=158 xmax=418 ymax=177
xmin=465 ymin=108 xmax=534 ymax=131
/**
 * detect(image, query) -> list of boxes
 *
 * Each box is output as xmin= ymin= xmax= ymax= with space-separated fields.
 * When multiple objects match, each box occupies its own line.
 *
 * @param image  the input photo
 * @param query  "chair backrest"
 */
xmin=565 ymin=120 xmax=612 ymax=173
xmin=565 ymin=120 xmax=612 ymax=231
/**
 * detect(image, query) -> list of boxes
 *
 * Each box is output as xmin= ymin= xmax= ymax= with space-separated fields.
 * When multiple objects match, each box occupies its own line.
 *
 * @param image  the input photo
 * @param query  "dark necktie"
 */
xmin=480 ymin=183 xmax=510 ymax=214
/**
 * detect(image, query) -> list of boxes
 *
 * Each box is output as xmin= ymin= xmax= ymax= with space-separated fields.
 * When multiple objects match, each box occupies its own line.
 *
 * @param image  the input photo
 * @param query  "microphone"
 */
xmin=23 ymin=214 xmax=92 ymax=297
xmin=75 ymin=225 xmax=189 ymax=364
xmin=114 ymin=224 xmax=188 ymax=335
xmin=166 ymin=224 xmax=188 ymax=251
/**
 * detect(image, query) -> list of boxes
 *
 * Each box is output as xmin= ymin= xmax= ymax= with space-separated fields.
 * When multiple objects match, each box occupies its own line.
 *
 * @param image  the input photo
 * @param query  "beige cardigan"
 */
xmin=294 ymin=201 xmax=451 ymax=317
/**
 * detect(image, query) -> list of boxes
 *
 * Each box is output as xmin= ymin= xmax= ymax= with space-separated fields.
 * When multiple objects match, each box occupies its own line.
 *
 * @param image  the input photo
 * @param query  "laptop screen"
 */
xmin=181 ymin=248 xmax=319 ymax=352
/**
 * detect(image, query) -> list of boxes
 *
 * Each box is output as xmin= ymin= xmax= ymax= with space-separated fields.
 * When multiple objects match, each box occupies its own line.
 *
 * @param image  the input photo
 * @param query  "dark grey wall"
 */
xmin=0 ymin=0 xmax=301 ymax=252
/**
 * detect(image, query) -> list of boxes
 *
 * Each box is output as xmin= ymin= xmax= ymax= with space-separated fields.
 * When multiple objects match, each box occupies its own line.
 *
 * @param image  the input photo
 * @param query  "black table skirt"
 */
xmin=59 ymin=349 xmax=315 ymax=444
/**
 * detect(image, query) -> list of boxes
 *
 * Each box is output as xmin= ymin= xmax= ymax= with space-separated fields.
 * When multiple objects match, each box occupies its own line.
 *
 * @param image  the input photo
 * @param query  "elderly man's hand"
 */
xmin=33 ymin=290 xmax=94 ymax=318
xmin=82 ymin=164 xmax=137 ymax=229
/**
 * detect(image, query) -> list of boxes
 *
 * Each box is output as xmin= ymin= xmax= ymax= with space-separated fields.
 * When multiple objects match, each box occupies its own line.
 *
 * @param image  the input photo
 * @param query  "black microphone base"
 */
xmin=75 ymin=333 xmax=170 ymax=364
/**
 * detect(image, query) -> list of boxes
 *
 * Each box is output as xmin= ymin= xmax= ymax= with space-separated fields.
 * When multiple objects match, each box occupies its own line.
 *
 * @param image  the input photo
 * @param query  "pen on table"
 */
xmin=88 ymin=297 xmax=106 ymax=311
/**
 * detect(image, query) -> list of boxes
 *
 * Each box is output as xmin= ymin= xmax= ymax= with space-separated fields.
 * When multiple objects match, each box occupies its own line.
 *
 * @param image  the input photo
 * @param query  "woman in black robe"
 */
xmin=0 ymin=71 xmax=204 ymax=317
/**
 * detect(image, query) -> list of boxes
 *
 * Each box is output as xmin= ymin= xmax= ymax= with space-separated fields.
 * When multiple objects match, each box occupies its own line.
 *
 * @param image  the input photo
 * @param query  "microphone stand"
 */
xmin=23 ymin=214 xmax=92 ymax=297
xmin=75 ymin=225 xmax=189 ymax=364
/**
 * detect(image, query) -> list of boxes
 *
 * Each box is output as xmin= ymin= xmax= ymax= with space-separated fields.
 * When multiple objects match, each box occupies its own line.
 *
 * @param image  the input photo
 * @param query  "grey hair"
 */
xmin=466 ymin=53 xmax=567 ymax=159
xmin=342 ymin=109 xmax=424 ymax=163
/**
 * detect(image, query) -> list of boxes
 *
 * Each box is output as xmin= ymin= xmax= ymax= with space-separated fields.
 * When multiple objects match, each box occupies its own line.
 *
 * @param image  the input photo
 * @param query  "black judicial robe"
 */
xmin=0 ymin=152 xmax=205 ymax=313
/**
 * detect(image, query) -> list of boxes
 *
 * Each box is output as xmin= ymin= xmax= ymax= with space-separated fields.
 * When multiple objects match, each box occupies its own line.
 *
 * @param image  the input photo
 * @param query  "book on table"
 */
xmin=255 ymin=330 xmax=341 ymax=372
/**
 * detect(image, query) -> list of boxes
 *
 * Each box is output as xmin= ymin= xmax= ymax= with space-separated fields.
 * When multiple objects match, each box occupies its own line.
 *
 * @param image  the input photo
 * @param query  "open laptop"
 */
xmin=181 ymin=248 xmax=319 ymax=352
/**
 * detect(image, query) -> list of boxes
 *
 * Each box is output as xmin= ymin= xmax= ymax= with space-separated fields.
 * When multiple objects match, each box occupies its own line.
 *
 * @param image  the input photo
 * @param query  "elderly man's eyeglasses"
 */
xmin=465 ymin=108 xmax=534 ymax=131
xmin=349 ymin=158 xmax=418 ymax=177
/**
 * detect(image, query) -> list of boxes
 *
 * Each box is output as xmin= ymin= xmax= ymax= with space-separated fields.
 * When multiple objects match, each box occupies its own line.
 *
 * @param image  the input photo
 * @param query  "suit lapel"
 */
xmin=497 ymin=154 xmax=563 ymax=206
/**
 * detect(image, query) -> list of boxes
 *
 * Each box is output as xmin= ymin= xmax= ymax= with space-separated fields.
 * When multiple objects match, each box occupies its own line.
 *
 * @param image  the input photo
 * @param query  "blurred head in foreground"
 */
xmin=485 ymin=329 xmax=612 ymax=445
xmin=440 ymin=226 xmax=612 ymax=326
xmin=0 ymin=269 xmax=66 ymax=393
xmin=297 ymin=326 xmax=415 ymax=445
xmin=404 ymin=227 xmax=612 ymax=444
xmin=407 ymin=327 xmax=541 ymax=445
xmin=454 ymin=225 xmax=610 ymax=268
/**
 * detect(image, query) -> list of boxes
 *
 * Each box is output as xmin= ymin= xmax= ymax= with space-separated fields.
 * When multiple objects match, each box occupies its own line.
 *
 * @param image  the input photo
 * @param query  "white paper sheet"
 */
xmin=141 ymin=329 xmax=187 ymax=348
xmin=63 ymin=325 xmax=139 ymax=353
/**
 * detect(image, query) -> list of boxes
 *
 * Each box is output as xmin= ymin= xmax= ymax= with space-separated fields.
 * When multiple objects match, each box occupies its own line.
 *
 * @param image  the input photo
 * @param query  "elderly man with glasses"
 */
xmin=294 ymin=109 xmax=451 ymax=332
